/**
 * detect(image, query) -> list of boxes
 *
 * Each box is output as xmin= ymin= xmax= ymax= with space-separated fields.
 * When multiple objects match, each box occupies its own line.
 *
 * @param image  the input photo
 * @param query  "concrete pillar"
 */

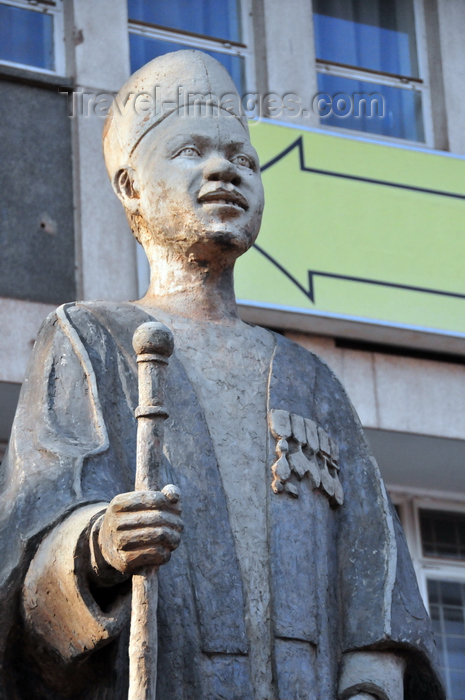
xmin=262 ymin=0 xmax=320 ymax=128
xmin=66 ymin=0 xmax=138 ymax=301
xmin=436 ymin=0 xmax=465 ymax=155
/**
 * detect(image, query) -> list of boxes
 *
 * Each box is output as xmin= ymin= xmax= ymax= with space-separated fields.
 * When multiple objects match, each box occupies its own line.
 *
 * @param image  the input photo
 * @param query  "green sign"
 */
xmin=236 ymin=121 xmax=465 ymax=335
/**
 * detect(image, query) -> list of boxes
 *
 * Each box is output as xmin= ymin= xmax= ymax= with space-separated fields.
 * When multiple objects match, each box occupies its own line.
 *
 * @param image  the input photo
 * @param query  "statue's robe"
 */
xmin=0 ymin=301 xmax=445 ymax=700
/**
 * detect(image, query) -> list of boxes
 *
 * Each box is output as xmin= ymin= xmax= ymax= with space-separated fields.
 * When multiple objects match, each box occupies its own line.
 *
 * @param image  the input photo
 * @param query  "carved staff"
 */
xmin=130 ymin=321 xmax=174 ymax=700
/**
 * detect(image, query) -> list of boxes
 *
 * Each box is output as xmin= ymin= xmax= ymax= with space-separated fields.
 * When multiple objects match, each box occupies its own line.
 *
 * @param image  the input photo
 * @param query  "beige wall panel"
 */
xmin=372 ymin=353 xmax=465 ymax=439
xmin=288 ymin=332 xmax=465 ymax=440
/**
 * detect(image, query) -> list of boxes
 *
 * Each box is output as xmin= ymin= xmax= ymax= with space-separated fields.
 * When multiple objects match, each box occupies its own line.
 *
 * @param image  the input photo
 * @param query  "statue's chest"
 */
xmin=170 ymin=320 xmax=275 ymax=470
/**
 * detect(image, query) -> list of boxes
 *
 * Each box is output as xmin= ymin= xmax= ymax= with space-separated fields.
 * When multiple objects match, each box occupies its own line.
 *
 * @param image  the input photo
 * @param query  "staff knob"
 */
xmin=132 ymin=322 xmax=174 ymax=358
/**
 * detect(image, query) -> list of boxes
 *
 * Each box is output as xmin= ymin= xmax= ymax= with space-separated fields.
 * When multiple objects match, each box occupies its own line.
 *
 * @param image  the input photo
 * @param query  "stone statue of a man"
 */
xmin=0 ymin=51 xmax=444 ymax=700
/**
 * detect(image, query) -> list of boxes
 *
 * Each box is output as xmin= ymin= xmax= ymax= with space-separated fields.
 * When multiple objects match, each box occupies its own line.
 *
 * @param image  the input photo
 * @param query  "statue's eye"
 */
xmin=177 ymin=147 xmax=200 ymax=157
xmin=232 ymin=154 xmax=253 ymax=169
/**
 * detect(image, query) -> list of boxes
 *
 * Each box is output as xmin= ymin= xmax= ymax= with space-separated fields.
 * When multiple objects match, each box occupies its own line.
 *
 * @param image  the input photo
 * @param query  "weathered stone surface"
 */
xmin=338 ymin=651 xmax=406 ymax=700
xmin=0 ymin=50 xmax=445 ymax=700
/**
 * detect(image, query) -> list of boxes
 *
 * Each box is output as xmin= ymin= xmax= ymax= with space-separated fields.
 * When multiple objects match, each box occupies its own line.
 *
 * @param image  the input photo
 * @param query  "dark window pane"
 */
xmin=0 ymin=3 xmax=54 ymax=70
xmin=129 ymin=33 xmax=244 ymax=94
xmin=429 ymin=581 xmax=439 ymax=605
xmin=424 ymin=545 xmax=438 ymax=557
xmin=420 ymin=510 xmax=465 ymax=561
xmin=128 ymin=0 xmax=241 ymax=42
xmin=436 ymin=519 xmax=457 ymax=545
xmin=441 ymin=581 xmax=464 ymax=608
xmin=313 ymin=0 xmax=418 ymax=77
xmin=422 ymin=517 xmax=434 ymax=543
xmin=458 ymin=523 xmax=465 ymax=546
xmin=317 ymin=73 xmax=424 ymax=142
xmin=438 ymin=545 xmax=462 ymax=559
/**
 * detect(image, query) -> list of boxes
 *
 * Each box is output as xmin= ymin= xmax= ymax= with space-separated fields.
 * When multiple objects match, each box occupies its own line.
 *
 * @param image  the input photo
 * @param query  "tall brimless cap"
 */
xmin=103 ymin=49 xmax=248 ymax=181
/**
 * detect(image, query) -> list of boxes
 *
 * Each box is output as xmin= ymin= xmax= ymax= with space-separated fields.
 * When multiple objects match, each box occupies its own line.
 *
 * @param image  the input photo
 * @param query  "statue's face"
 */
xmin=127 ymin=110 xmax=264 ymax=260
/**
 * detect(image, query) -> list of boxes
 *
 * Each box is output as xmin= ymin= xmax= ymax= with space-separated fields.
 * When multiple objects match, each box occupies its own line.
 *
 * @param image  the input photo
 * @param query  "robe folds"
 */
xmin=0 ymin=300 xmax=445 ymax=700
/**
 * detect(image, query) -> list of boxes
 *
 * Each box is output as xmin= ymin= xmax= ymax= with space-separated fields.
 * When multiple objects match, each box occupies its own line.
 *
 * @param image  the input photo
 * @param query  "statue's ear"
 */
xmin=114 ymin=167 xmax=139 ymax=206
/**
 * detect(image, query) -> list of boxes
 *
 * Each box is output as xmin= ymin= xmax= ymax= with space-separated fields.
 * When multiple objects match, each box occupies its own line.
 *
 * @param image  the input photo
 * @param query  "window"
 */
xmin=429 ymin=579 xmax=465 ymax=700
xmin=394 ymin=495 xmax=465 ymax=700
xmin=128 ymin=0 xmax=253 ymax=95
xmin=0 ymin=0 xmax=64 ymax=74
xmin=312 ymin=0 xmax=430 ymax=143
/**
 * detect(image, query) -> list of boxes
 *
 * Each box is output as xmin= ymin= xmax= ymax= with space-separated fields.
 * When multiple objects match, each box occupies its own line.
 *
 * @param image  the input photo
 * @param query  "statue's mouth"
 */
xmin=198 ymin=188 xmax=248 ymax=211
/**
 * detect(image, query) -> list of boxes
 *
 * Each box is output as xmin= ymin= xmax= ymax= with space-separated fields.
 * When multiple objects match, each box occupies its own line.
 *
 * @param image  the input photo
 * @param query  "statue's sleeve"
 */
xmin=0 ymin=304 xmax=130 ymax=665
xmin=22 ymin=503 xmax=130 ymax=660
xmin=311 ymin=349 xmax=446 ymax=700
xmin=270 ymin=334 xmax=445 ymax=700
xmin=2 ymin=303 xmax=111 ymax=532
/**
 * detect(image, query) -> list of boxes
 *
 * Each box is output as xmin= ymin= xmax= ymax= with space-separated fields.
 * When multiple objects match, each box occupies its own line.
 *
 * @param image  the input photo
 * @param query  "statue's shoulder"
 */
xmin=49 ymin=300 xmax=150 ymax=332
xmin=271 ymin=330 xmax=340 ymax=386
xmin=34 ymin=301 xmax=152 ymax=360
xmin=41 ymin=299 xmax=132 ymax=322
xmin=55 ymin=299 xmax=137 ymax=319
xmin=270 ymin=330 xmax=362 ymax=433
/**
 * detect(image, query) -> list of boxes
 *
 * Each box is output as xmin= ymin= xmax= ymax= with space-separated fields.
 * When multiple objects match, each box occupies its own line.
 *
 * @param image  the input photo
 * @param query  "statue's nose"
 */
xmin=203 ymin=155 xmax=241 ymax=187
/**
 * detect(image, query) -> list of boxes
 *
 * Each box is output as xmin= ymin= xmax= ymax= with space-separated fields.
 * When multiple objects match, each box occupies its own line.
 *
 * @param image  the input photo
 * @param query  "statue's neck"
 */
xmin=138 ymin=244 xmax=239 ymax=322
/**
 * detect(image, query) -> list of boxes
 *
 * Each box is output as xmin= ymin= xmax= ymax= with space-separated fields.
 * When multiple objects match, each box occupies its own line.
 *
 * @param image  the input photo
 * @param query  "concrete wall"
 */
xmin=66 ymin=0 xmax=138 ymax=302
xmin=289 ymin=332 xmax=465 ymax=440
xmin=0 ymin=77 xmax=75 ymax=304
xmin=437 ymin=0 xmax=465 ymax=156
xmin=0 ymin=0 xmax=139 ymax=394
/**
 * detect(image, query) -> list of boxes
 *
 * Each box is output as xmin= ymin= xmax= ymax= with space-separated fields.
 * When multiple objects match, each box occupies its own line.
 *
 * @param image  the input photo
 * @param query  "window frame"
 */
xmin=390 ymin=489 xmax=465 ymax=609
xmin=0 ymin=0 xmax=65 ymax=76
xmin=313 ymin=0 xmax=434 ymax=147
xmin=127 ymin=0 xmax=256 ymax=95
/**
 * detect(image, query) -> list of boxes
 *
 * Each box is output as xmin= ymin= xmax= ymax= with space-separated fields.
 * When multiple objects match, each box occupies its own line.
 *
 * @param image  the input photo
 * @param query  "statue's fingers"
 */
xmin=115 ymin=510 xmax=183 ymax=532
xmin=111 ymin=490 xmax=181 ymax=514
xmin=118 ymin=526 xmax=182 ymax=552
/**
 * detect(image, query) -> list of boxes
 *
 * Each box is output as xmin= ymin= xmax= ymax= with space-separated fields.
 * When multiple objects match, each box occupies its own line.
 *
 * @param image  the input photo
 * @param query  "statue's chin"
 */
xmin=207 ymin=227 xmax=255 ymax=249
xmin=180 ymin=227 xmax=257 ymax=267
xmin=135 ymin=215 xmax=260 ymax=263
xmin=207 ymin=226 xmax=259 ymax=255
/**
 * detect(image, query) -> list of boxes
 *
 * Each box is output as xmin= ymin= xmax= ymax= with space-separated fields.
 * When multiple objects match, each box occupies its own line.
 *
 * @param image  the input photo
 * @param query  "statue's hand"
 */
xmin=97 ymin=485 xmax=183 ymax=575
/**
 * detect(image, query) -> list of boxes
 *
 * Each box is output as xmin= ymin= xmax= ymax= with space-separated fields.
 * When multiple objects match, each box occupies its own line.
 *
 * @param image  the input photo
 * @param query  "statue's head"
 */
xmin=103 ymin=50 xmax=264 ymax=264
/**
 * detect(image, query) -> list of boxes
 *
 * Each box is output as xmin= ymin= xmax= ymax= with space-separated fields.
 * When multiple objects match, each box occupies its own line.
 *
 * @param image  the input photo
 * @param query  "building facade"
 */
xmin=1 ymin=1 xmax=465 ymax=697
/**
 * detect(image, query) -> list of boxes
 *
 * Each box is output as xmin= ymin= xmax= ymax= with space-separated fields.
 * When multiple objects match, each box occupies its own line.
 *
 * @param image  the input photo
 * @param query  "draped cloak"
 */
xmin=0 ymin=301 xmax=445 ymax=700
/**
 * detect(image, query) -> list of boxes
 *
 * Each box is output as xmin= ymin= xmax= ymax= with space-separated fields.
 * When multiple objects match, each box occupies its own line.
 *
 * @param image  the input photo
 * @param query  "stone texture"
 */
xmin=0 ymin=51 xmax=445 ymax=700
xmin=0 ymin=79 xmax=75 ymax=304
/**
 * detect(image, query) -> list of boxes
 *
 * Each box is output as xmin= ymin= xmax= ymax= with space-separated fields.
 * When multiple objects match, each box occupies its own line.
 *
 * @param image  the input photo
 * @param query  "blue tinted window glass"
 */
xmin=129 ymin=34 xmax=244 ymax=94
xmin=317 ymin=73 xmax=424 ymax=142
xmin=0 ymin=3 xmax=54 ymax=70
xmin=128 ymin=0 xmax=241 ymax=42
xmin=313 ymin=0 xmax=418 ymax=77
